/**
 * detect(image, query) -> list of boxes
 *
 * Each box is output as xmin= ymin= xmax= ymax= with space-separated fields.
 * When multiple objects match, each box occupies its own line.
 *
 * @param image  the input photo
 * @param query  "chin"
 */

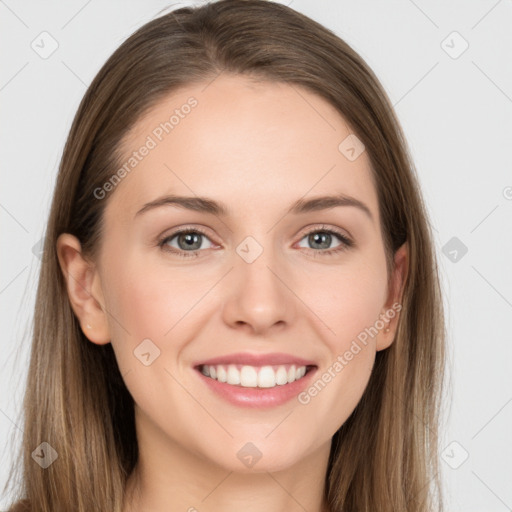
xmin=199 ymin=438 xmax=309 ymax=475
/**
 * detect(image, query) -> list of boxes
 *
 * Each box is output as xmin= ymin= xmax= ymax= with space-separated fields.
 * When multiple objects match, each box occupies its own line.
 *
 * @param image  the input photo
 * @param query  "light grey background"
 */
xmin=1 ymin=0 xmax=511 ymax=509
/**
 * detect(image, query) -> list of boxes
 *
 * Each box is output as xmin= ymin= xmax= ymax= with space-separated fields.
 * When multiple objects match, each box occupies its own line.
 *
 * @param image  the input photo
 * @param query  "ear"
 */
xmin=376 ymin=242 xmax=408 ymax=351
xmin=56 ymin=233 xmax=111 ymax=345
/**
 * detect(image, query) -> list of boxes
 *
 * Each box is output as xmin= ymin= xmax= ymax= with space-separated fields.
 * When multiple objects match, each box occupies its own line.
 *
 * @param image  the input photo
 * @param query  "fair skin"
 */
xmin=57 ymin=74 xmax=407 ymax=512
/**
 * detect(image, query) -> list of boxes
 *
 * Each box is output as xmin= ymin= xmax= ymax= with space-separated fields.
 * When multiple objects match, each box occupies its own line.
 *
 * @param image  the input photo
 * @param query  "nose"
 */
xmin=221 ymin=244 xmax=296 ymax=335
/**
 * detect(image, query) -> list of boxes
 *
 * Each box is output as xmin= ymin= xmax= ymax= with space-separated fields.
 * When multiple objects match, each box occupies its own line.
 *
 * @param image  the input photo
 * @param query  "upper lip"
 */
xmin=194 ymin=352 xmax=317 ymax=368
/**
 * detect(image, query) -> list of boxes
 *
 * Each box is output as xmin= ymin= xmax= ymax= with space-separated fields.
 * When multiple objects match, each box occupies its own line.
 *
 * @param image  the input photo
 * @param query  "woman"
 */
xmin=5 ymin=1 xmax=446 ymax=510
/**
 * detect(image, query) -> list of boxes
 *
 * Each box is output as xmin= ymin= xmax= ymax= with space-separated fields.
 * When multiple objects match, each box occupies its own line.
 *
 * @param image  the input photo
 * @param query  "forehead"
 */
xmin=105 ymin=73 xmax=379 ymax=224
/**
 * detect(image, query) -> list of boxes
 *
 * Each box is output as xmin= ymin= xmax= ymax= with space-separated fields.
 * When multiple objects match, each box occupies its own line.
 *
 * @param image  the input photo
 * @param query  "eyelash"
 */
xmin=157 ymin=225 xmax=353 ymax=259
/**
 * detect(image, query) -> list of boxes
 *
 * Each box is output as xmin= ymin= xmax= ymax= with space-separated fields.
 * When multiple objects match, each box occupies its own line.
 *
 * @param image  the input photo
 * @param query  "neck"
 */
xmin=123 ymin=411 xmax=332 ymax=512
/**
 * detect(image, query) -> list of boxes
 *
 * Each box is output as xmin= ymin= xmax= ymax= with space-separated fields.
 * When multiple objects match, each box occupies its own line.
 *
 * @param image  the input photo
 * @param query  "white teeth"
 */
xmin=227 ymin=364 xmax=240 ymax=385
xmin=240 ymin=366 xmax=258 ymax=387
xmin=216 ymin=365 xmax=227 ymax=383
xmin=200 ymin=363 xmax=309 ymax=388
xmin=275 ymin=366 xmax=288 ymax=385
xmin=258 ymin=366 xmax=276 ymax=388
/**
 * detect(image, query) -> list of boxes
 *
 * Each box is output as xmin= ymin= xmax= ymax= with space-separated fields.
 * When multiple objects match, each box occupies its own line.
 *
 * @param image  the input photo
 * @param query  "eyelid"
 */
xmin=157 ymin=223 xmax=354 ymax=258
xmin=159 ymin=223 xmax=352 ymax=243
xmin=159 ymin=224 xmax=216 ymax=241
xmin=158 ymin=225 xmax=218 ymax=248
xmin=297 ymin=223 xmax=353 ymax=243
xmin=301 ymin=223 xmax=349 ymax=236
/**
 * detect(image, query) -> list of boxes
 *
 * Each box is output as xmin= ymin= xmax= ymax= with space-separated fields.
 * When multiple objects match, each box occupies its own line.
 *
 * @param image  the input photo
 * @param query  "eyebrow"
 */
xmin=135 ymin=193 xmax=373 ymax=221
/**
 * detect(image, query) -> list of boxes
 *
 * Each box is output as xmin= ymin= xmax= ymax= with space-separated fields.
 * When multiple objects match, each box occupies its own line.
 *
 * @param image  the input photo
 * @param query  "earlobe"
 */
xmin=56 ymin=233 xmax=111 ymax=345
xmin=376 ymin=242 xmax=409 ymax=351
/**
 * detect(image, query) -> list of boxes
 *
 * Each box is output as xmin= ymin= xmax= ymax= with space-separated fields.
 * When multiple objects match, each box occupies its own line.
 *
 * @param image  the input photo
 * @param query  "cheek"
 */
xmin=100 ymin=255 xmax=202 ymax=413
xmin=307 ymin=258 xmax=388 ymax=349
xmin=101 ymin=251 xmax=206 ymax=363
xmin=302 ymin=256 xmax=388 ymax=424
xmin=296 ymin=266 xmax=386 ymax=434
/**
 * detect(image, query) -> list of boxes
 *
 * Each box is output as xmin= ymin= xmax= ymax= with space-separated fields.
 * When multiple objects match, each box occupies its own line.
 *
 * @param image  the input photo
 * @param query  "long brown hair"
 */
xmin=4 ymin=1 xmax=446 ymax=510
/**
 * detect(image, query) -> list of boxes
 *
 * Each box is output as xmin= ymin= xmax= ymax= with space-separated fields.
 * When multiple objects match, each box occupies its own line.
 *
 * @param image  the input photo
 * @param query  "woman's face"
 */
xmin=80 ymin=74 xmax=406 ymax=473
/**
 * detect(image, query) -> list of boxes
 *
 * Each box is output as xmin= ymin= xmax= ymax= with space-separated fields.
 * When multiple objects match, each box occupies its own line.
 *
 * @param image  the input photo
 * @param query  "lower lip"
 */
xmin=195 ymin=367 xmax=317 ymax=408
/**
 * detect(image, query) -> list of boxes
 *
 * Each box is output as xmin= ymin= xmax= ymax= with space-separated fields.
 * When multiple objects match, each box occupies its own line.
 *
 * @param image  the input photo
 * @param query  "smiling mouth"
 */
xmin=196 ymin=363 xmax=316 ymax=389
